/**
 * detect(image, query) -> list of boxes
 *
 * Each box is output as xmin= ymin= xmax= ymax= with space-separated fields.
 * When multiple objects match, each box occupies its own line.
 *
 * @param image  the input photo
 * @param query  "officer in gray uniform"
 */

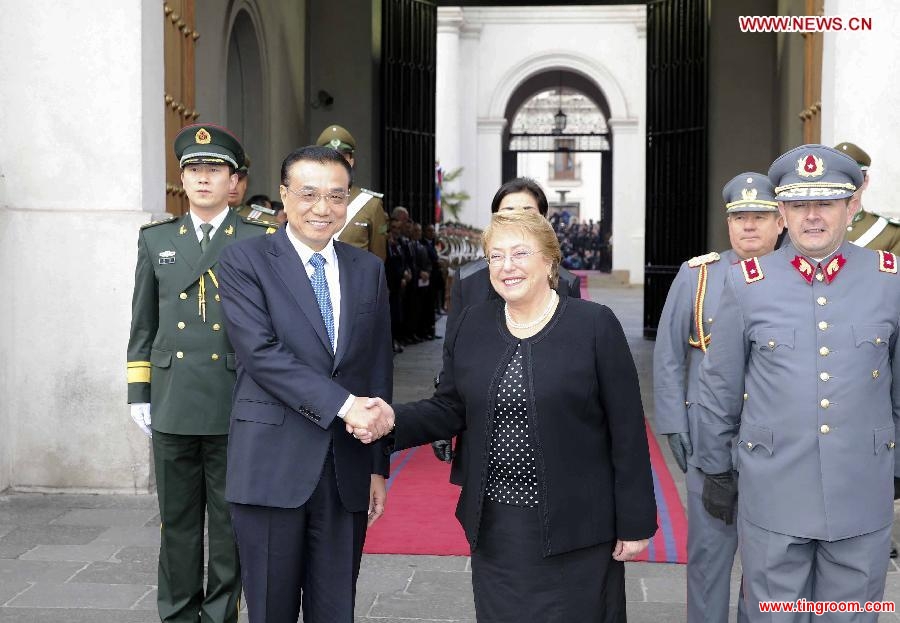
xmin=695 ymin=144 xmax=899 ymax=621
xmin=654 ymin=172 xmax=783 ymax=623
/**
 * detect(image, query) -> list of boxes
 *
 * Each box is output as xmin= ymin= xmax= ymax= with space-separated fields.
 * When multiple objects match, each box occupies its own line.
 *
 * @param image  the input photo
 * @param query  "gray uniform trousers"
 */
xmin=739 ymin=517 xmax=891 ymax=622
xmin=695 ymin=242 xmax=900 ymax=619
xmin=654 ymin=250 xmax=748 ymax=622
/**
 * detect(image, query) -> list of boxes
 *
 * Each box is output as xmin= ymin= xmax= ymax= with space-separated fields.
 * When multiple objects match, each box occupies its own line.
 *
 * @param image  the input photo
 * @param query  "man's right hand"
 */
xmin=702 ymin=471 xmax=738 ymax=525
xmin=665 ymin=432 xmax=693 ymax=473
xmin=129 ymin=403 xmax=152 ymax=438
xmin=431 ymin=440 xmax=454 ymax=462
xmin=344 ymin=396 xmax=395 ymax=443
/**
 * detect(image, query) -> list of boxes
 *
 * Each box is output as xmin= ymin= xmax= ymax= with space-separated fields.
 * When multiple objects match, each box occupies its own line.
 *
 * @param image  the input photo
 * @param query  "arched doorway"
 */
xmin=502 ymin=70 xmax=613 ymax=272
xmin=226 ymin=9 xmax=265 ymax=197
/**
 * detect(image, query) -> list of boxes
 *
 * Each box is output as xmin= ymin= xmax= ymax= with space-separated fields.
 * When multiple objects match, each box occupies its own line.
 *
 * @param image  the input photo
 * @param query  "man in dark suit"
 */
xmin=127 ymin=124 xmax=272 ymax=623
xmin=431 ymin=177 xmax=582 ymax=479
xmin=217 ymin=146 xmax=394 ymax=623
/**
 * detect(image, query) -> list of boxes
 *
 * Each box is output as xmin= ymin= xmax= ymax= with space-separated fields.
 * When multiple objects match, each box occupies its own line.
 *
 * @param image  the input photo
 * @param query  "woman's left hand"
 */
xmin=612 ymin=539 xmax=649 ymax=561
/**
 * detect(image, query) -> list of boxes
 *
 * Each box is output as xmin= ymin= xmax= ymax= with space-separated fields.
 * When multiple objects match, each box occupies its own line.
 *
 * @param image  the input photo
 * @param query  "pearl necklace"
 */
xmin=505 ymin=290 xmax=558 ymax=330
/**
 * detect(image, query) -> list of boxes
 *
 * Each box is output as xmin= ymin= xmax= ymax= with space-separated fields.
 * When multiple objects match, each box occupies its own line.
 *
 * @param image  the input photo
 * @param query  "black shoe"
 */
xmin=891 ymin=546 xmax=898 ymax=559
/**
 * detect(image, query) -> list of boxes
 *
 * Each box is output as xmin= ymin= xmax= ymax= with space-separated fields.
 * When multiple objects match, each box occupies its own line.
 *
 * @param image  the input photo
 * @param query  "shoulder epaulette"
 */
xmin=687 ymin=251 xmax=720 ymax=268
xmin=359 ymin=187 xmax=384 ymax=199
xmin=740 ymin=257 xmax=764 ymax=283
xmin=140 ymin=215 xmax=176 ymax=230
xmin=878 ymin=250 xmax=897 ymax=274
xmin=242 ymin=217 xmax=279 ymax=234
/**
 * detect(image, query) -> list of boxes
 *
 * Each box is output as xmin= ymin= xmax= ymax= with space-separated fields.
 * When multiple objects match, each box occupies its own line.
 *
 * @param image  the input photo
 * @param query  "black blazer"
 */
xmin=443 ymin=261 xmax=582 ymax=483
xmin=218 ymin=229 xmax=393 ymax=512
xmin=393 ymin=296 xmax=657 ymax=556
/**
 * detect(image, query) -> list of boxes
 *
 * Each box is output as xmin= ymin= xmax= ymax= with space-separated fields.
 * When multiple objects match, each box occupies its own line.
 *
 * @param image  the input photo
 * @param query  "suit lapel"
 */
xmin=333 ymin=242 xmax=357 ymax=369
xmin=267 ymin=229 xmax=333 ymax=356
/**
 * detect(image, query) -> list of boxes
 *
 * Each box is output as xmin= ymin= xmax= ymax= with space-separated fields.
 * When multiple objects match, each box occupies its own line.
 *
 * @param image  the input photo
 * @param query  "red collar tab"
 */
xmin=741 ymin=257 xmax=764 ymax=283
xmin=790 ymin=255 xmax=814 ymax=284
xmin=822 ymin=254 xmax=847 ymax=284
xmin=878 ymin=250 xmax=898 ymax=274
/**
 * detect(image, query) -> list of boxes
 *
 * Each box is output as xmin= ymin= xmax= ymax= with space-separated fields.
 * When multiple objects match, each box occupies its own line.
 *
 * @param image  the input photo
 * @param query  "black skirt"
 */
xmin=471 ymin=500 xmax=626 ymax=623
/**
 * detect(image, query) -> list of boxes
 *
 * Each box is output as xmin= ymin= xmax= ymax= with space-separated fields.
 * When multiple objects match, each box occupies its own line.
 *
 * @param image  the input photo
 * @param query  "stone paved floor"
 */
xmin=1 ymin=280 xmax=899 ymax=621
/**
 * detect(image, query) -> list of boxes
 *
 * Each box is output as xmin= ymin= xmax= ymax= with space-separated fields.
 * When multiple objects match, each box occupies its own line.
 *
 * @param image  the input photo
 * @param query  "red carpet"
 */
xmin=364 ymin=421 xmax=688 ymax=563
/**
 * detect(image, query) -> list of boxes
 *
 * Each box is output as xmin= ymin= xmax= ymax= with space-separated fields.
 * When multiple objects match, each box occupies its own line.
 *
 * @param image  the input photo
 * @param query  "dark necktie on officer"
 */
xmin=309 ymin=253 xmax=335 ymax=351
xmin=200 ymin=222 xmax=213 ymax=253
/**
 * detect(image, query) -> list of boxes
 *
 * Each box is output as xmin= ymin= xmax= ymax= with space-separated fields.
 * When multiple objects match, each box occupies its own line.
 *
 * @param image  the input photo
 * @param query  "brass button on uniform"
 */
xmin=875 ymin=337 xmax=883 ymax=345
xmin=817 ymin=296 xmax=827 ymax=306
xmin=889 ymin=441 xmax=896 ymax=449
xmin=212 ymin=323 xmax=221 ymax=331
xmin=179 ymin=292 xmax=188 ymax=300
xmin=176 ymin=351 xmax=184 ymax=359
xmin=820 ymin=372 xmax=830 ymax=382
xmin=818 ymin=321 xmax=828 ymax=331
xmin=743 ymin=393 xmax=749 ymax=401
xmin=819 ymin=346 xmax=830 ymax=356
xmin=873 ymin=370 xmax=880 ymax=379
xmin=177 ymin=321 xmax=186 ymax=329
xmin=820 ymin=398 xmax=830 ymax=409
xmin=820 ymin=424 xmax=830 ymax=434
xmin=215 ymin=294 xmax=221 ymax=302
xmin=211 ymin=353 xmax=219 ymax=361
xmin=815 ymin=272 xmax=824 ymax=282
xmin=746 ymin=442 xmax=754 ymax=449
xmin=767 ymin=340 xmax=776 ymax=349
xmin=707 ymin=317 xmax=713 ymax=324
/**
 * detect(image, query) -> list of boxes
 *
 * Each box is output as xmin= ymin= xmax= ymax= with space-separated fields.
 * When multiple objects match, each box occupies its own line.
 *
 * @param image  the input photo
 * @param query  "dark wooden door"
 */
xmin=382 ymin=0 xmax=438 ymax=225
xmin=643 ymin=0 xmax=709 ymax=338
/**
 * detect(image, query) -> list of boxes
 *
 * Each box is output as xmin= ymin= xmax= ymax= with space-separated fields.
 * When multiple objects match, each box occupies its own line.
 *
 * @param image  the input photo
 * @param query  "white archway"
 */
xmin=487 ymin=50 xmax=632 ymax=123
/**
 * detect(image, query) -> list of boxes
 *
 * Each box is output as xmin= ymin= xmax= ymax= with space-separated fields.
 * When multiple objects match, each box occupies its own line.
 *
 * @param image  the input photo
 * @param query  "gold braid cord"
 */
xmin=197 ymin=269 xmax=219 ymax=323
xmin=688 ymin=264 xmax=711 ymax=352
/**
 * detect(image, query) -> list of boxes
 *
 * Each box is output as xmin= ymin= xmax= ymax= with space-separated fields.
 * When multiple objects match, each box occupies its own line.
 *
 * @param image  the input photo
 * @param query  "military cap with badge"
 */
xmin=175 ymin=123 xmax=245 ymax=170
xmin=316 ymin=124 xmax=356 ymax=153
xmin=768 ymin=143 xmax=863 ymax=202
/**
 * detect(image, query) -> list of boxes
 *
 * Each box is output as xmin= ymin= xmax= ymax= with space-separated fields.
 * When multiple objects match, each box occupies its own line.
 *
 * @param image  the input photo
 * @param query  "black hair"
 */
xmin=280 ymin=145 xmax=353 ymax=188
xmin=247 ymin=194 xmax=271 ymax=207
xmin=490 ymin=177 xmax=549 ymax=216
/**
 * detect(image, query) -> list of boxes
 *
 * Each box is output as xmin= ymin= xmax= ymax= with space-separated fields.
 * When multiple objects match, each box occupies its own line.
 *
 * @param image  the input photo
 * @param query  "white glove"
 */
xmin=130 ymin=403 xmax=152 ymax=437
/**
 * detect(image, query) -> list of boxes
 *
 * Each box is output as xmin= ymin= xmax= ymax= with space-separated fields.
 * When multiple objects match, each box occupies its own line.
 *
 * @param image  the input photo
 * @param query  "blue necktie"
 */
xmin=308 ymin=253 xmax=335 ymax=350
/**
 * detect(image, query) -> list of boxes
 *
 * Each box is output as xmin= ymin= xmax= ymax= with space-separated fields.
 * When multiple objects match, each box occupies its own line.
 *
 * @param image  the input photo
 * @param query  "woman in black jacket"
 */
xmin=361 ymin=210 xmax=657 ymax=622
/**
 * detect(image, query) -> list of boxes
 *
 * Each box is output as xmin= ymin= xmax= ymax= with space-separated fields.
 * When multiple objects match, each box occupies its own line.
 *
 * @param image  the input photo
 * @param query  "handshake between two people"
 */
xmin=344 ymin=396 xmax=395 ymax=444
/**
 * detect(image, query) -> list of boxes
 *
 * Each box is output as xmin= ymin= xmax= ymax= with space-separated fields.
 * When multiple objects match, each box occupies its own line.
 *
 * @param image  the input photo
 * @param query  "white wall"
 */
xmin=437 ymin=6 xmax=647 ymax=283
xmin=821 ymin=0 xmax=898 ymax=217
xmin=0 ymin=0 xmax=162 ymax=491
xmin=517 ymin=153 xmax=603 ymax=224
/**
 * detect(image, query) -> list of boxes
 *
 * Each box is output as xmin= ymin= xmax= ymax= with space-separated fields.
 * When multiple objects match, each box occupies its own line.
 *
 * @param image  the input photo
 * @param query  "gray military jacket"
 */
xmin=695 ymin=241 xmax=900 ymax=541
xmin=654 ymin=249 xmax=737 ymax=463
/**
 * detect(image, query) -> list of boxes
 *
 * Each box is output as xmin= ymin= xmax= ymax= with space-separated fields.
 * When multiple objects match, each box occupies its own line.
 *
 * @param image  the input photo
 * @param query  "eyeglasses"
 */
xmin=485 ymin=249 xmax=539 ymax=267
xmin=283 ymin=186 xmax=349 ymax=206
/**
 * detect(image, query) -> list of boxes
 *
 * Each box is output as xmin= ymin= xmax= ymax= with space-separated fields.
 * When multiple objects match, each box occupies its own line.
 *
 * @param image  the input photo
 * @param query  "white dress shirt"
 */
xmin=284 ymin=227 xmax=354 ymax=418
xmin=189 ymin=207 xmax=231 ymax=242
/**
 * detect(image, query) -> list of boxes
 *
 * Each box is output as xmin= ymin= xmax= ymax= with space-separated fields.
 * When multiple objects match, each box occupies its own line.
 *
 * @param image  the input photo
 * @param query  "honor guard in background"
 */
xmin=231 ymin=154 xmax=279 ymax=224
xmin=654 ymin=173 xmax=783 ymax=623
xmin=127 ymin=124 xmax=273 ymax=623
xmin=835 ymin=141 xmax=900 ymax=254
xmin=316 ymin=124 xmax=388 ymax=260
xmin=695 ymin=144 xmax=900 ymax=620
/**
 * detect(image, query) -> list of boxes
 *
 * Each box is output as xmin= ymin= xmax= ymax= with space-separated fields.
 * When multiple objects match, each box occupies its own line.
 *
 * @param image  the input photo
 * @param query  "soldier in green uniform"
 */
xmin=230 ymin=154 xmax=279 ymax=224
xmin=127 ymin=123 xmax=274 ymax=623
xmin=316 ymin=124 xmax=388 ymax=260
xmin=835 ymin=141 xmax=900 ymax=253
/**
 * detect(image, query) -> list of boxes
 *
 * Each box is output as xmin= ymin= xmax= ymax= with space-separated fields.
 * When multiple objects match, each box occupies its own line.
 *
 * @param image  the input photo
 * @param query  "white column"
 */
xmin=821 ymin=0 xmax=898 ymax=216
xmin=469 ymin=118 xmax=507 ymax=229
xmin=0 ymin=0 xmax=162 ymax=492
xmin=456 ymin=21 xmax=483 ymax=224
xmin=607 ymin=118 xmax=644 ymax=285
xmin=436 ymin=8 xmax=464 ymax=175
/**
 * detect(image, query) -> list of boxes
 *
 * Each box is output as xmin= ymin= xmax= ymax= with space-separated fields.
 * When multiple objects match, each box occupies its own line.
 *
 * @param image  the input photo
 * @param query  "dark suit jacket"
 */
xmin=393 ymin=296 xmax=657 ymax=556
xmin=218 ymin=228 xmax=393 ymax=512
xmin=442 ymin=261 xmax=582 ymax=483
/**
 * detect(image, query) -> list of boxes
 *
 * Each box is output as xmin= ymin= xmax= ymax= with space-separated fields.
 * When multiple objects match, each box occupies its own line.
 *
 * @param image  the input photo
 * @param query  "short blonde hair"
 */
xmin=482 ymin=209 xmax=561 ymax=288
